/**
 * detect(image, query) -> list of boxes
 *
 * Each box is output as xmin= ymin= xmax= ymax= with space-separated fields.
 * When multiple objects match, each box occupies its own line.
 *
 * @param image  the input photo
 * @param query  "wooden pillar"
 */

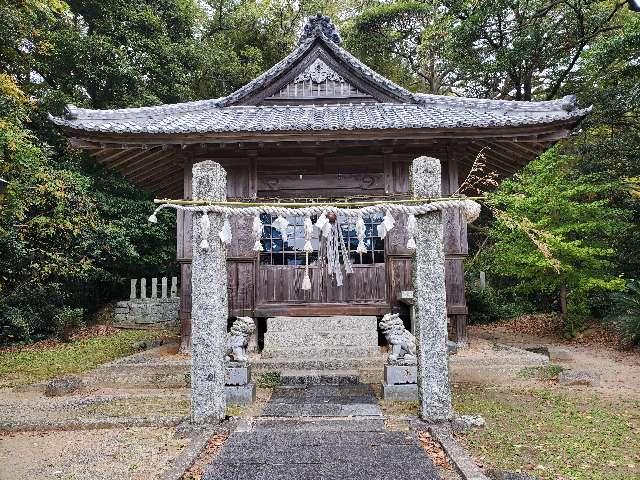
xmin=178 ymin=161 xmax=193 ymax=353
xmin=443 ymin=158 xmax=468 ymax=345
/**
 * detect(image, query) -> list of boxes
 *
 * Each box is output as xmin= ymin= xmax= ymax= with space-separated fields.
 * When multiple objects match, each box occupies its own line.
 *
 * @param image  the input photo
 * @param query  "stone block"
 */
xmin=116 ymin=301 xmax=130 ymax=309
xmin=226 ymin=365 xmax=251 ymax=386
xmin=226 ymin=383 xmax=256 ymax=405
xmin=559 ymin=370 xmax=598 ymax=386
xmin=549 ymin=347 xmax=573 ymax=362
xmin=384 ymin=364 xmax=417 ymax=385
xmin=382 ymin=383 xmax=418 ymax=401
xmin=44 ymin=376 xmax=83 ymax=397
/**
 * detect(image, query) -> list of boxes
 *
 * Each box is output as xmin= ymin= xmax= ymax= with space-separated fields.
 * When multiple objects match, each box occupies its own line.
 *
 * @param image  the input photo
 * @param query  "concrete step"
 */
xmin=260 ymin=346 xmax=382 ymax=359
xmin=280 ymin=370 xmax=360 ymax=386
xmin=267 ymin=316 xmax=378 ymax=332
xmin=263 ymin=331 xmax=377 ymax=348
xmin=254 ymin=357 xmax=385 ymax=372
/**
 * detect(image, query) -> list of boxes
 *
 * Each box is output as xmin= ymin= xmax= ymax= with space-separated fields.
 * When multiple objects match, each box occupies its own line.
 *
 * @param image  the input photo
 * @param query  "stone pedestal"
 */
xmin=382 ymin=362 xmax=418 ymax=401
xmin=225 ymin=362 xmax=256 ymax=405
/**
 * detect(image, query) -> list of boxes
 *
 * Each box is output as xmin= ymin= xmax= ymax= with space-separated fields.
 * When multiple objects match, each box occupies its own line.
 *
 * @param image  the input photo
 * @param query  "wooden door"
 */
xmin=255 ymin=214 xmax=387 ymax=314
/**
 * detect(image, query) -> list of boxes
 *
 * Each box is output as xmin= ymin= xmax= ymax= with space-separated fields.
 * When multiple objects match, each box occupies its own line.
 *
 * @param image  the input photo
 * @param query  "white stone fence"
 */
xmin=114 ymin=277 xmax=179 ymax=327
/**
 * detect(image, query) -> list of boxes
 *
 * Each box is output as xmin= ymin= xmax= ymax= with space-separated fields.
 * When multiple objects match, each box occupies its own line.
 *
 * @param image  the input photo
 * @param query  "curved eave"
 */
xmin=54 ymin=114 xmax=587 ymax=146
xmin=52 ymin=113 xmax=587 ymax=200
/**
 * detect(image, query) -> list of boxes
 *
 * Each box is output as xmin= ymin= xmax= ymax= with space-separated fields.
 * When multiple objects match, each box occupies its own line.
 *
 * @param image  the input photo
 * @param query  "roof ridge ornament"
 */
xmin=300 ymin=13 xmax=341 ymax=45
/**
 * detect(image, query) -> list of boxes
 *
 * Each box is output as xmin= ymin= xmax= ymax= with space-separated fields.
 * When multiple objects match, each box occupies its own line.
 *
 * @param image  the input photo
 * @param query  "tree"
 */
xmin=473 ymin=148 xmax=630 ymax=336
xmin=344 ymin=1 xmax=455 ymax=93
xmin=445 ymin=0 xmax=628 ymax=100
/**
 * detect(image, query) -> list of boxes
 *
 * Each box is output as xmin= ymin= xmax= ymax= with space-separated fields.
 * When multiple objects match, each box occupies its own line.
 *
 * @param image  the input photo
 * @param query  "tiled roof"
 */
xmin=50 ymin=100 xmax=589 ymax=135
xmin=49 ymin=18 xmax=589 ymax=136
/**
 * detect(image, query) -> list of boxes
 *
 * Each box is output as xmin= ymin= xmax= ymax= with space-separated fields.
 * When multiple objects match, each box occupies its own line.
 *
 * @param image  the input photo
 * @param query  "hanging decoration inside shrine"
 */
xmin=148 ymin=198 xmax=481 ymax=289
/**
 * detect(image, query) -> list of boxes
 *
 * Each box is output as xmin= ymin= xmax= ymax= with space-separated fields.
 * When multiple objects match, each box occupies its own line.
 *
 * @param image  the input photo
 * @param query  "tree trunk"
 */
xmin=559 ymin=283 xmax=568 ymax=320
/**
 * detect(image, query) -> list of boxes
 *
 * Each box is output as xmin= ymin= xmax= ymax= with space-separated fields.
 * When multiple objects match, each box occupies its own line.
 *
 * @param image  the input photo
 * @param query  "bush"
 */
xmin=466 ymin=280 xmax=533 ymax=324
xmin=53 ymin=306 xmax=85 ymax=342
xmin=606 ymin=280 xmax=640 ymax=346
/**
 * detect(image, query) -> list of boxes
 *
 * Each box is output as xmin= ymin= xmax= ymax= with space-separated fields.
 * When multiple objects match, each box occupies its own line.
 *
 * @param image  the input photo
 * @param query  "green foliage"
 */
xmin=343 ymin=1 xmax=454 ymax=93
xmin=517 ymin=364 xmax=564 ymax=381
xmin=472 ymin=148 xmax=630 ymax=334
xmin=53 ymin=306 xmax=85 ymax=342
xmin=466 ymin=281 xmax=533 ymax=324
xmin=256 ymin=371 xmax=281 ymax=388
xmin=606 ymin=280 xmax=640 ymax=346
xmin=444 ymin=0 xmax=629 ymax=100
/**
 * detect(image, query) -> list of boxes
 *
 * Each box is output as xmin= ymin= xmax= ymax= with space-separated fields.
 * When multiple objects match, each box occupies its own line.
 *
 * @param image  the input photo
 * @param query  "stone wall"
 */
xmin=114 ymin=277 xmax=179 ymax=327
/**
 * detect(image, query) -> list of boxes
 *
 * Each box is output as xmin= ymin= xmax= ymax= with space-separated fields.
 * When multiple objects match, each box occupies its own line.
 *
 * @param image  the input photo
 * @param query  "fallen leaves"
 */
xmin=416 ymin=430 xmax=452 ymax=470
xmin=182 ymin=433 xmax=228 ymax=480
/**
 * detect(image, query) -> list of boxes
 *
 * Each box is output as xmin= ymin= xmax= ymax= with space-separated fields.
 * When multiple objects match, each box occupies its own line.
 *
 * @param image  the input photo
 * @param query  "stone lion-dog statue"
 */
xmin=379 ymin=313 xmax=416 ymax=364
xmin=226 ymin=316 xmax=256 ymax=363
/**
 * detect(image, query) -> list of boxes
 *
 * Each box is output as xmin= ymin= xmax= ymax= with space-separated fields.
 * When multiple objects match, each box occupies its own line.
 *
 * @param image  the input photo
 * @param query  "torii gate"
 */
xmin=189 ymin=157 xmax=452 ymax=423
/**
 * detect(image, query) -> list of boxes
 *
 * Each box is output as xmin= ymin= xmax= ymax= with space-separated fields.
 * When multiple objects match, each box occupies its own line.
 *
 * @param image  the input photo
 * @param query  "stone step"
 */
xmin=260 ymin=346 xmax=382 ymax=359
xmin=267 ymin=316 xmax=378 ymax=333
xmin=280 ymin=370 xmax=360 ymax=386
xmin=263 ymin=331 xmax=377 ymax=348
xmin=254 ymin=357 xmax=384 ymax=371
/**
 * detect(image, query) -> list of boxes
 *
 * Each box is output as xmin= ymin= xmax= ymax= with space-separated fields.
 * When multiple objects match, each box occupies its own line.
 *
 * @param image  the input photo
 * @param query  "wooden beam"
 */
xmin=155 ymin=177 xmax=184 ymax=197
xmin=108 ymin=146 xmax=159 ymax=169
xmin=127 ymin=161 xmax=181 ymax=184
xmin=97 ymin=149 xmax=132 ymax=165
xmin=119 ymin=151 xmax=176 ymax=177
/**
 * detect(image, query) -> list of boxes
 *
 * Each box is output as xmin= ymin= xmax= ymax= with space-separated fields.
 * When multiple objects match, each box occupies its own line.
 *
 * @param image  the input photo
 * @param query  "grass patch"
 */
xmin=256 ymin=371 xmax=281 ymax=388
xmin=453 ymin=384 xmax=640 ymax=480
xmin=517 ymin=364 xmax=565 ymax=381
xmin=0 ymin=329 xmax=176 ymax=387
xmin=84 ymin=397 xmax=190 ymax=418
xmin=380 ymin=400 xmax=419 ymax=417
xmin=226 ymin=404 xmax=247 ymax=417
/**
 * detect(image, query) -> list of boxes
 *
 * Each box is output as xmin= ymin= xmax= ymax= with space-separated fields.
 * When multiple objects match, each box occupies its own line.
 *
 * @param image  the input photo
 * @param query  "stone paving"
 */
xmin=204 ymin=384 xmax=440 ymax=480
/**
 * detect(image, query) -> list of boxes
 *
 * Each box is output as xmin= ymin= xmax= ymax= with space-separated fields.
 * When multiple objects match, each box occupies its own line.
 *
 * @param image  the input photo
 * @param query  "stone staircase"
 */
xmin=253 ymin=316 xmax=386 ymax=384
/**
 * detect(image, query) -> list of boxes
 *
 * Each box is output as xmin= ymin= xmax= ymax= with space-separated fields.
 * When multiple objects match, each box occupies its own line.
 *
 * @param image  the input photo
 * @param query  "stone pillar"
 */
xmin=151 ymin=278 xmax=158 ymax=299
xmin=191 ymin=161 xmax=228 ymax=423
xmin=411 ymin=156 xmax=453 ymax=421
xmin=130 ymin=279 xmax=137 ymax=300
xmin=140 ymin=278 xmax=147 ymax=299
xmin=161 ymin=277 xmax=168 ymax=299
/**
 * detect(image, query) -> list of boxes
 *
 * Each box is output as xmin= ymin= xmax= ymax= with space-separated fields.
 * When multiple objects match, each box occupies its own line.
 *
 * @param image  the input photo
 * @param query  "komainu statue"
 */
xmin=226 ymin=317 xmax=256 ymax=363
xmin=379 ymin=313 xmax=416 ymax=364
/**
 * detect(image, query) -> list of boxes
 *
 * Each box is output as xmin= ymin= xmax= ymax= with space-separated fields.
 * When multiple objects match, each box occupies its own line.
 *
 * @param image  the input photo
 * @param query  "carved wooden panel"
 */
xmin=257 ymin=173 xmax=384 ymax=198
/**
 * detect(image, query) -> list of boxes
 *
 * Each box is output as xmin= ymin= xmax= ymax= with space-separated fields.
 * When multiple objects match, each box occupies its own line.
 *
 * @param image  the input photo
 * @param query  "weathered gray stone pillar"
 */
xmin=191 ymin=161 xmax=228 ymax=423
xmin=411 ymin=156 xmax=453 ymax=421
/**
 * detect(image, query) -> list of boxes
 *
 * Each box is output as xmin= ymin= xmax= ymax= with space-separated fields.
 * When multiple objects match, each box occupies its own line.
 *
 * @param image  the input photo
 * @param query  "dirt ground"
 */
xmin=1 ymin=322 xmax=638 ymax=480
xmin=0 ymin=427 xmax=189 ymax=480
xmin=468 ymin=323 xmax=640 ymax=398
